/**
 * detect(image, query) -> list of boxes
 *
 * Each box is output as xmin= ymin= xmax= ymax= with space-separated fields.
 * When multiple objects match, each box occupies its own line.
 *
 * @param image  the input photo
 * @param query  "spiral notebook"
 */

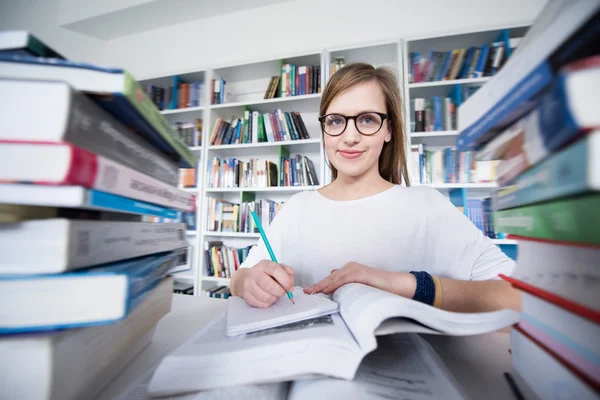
xmin=226 ymin=287 xmax=340 ymax=336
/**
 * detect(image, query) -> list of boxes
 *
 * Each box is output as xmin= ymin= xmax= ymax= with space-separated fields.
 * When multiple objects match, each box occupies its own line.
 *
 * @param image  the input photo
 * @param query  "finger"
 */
xmin=256 ymin=273 xmax=286 ymax=297
xmin=244 ymin=290 xmax=271 ymax=308
xmin=262 ymin=261 xmax=294 ymax=291
xmin=330 ymin=269 xmax=338 ymax=274
xmin=322 ymin=272 xmax=348 ymax=294
xmin=281 ymin=265 xmax=295 ymax=276
xmin=304 ymin=277 xmax=330 ymax=294
xmin=250 ymin=280 xmax=278 ymax=304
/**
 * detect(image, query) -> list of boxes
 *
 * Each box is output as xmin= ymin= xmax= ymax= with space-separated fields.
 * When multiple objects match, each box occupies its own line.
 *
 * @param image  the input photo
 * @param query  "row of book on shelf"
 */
xmin=172 ymin=118 xmax=202 ymax=147
xmin=409 ymin=145 xmax=498 ymax=185
xmin=409 ymin=29 xmax=520 ymax=83
xmin=205 ymin=241 xmax=254 ymax=279
xmin=206 ymin=198 xmax=283 ymax=234
xmin=280 ymin=63 xmax=321 ymax=97
xmin=208 ymin=155 xmax=320 ymax=189
xmin=456 ymin=6 xmax=599 ymax=397
xmin=209 ymin=109 xmax=310 ymax=145
xmin=0 ymin=30 xmax=198 ymax=399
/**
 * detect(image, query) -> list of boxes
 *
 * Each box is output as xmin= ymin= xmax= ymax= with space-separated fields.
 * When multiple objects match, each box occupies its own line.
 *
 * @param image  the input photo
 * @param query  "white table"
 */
xmin=96 ymin=294 xmax=516 ymax=400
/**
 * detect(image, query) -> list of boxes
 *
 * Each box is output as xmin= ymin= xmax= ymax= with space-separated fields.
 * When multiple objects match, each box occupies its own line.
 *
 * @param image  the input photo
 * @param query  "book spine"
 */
xmin=493 ymin=133 xmax=598 ymax=210
xmin=64 ymin=89 xmax=180 ymax=186
xmin=49 ymin=144 xmax=195 ymax=211
xmin=493 ymin=194 xmax=600 ymax=245
xmin=98 ymin=72 xmax=195 ymax=167
xmin=88 ymin=190 xmax=179 ymax=219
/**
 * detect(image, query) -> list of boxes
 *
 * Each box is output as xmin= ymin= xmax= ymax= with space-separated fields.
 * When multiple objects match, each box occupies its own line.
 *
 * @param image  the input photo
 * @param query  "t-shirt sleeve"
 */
xmin=423 ymin=187 xmax=515 ymax=281
xmin=238 ymin=195 xmax=297 ymax=269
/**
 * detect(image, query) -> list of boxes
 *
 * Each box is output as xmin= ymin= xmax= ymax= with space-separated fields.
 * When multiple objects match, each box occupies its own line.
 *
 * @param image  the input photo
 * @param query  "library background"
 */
xmin=1 ymin=1 xmax=598 ymax=399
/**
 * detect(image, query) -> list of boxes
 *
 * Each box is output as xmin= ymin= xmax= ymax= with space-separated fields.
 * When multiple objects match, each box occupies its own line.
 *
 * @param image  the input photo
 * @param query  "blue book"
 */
xmin=0 ymin=250 xmax=183 ymax=333
xmin=456 ymin=9 xmax=599 ymax=152
xmin=471 ymin=44 xmax=489 ymax=79
xmin=0 ymin=184 xmax=180 ymax=219
xmin=0 ymin=53 xmax=194 ymax=167
xmin=493 ymin=131 xmax=600 ymax=210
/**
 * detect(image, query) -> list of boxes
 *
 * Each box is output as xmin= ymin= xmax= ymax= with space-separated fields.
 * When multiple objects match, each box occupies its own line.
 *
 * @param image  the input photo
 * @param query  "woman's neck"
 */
xmin=319 ymin=169 xmax=395 ymax=201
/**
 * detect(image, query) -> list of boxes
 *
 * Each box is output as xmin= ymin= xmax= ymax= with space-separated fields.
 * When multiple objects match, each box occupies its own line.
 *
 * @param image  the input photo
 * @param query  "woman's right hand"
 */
xmin=233 ymin=260 xmax=295 ymax=308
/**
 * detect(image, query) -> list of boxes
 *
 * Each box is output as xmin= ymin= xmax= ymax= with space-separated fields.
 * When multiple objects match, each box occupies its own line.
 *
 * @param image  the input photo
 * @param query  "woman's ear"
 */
xmin=385 ymin=131 xmax=392 ymax=142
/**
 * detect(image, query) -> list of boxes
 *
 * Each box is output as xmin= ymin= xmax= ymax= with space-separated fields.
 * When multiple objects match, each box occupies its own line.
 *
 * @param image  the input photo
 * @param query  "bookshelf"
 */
xmin=139 ymin=25 xmax=529 ymax=296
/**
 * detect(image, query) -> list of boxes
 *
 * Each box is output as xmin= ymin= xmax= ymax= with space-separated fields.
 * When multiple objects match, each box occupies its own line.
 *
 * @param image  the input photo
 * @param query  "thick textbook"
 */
xmin=457 ymin=2 xmax=600 ymax=151
xmin=0 ymin=219 xmax=187 ymax=274
xmin=0 ymin=142 xmax=195 ymax=211
xmin=0 ymin=253 xmax=179 ymax=332
xmin=493 ymin=194 xmax=600 ymax=245
xmin=511 ymin=326 xmax=599 ymax=398
xmin=0 ymin=30 xmax=65 ymax=58
xmin=0 ymin=276 xmax=173 ymax=400
xmin=0 ymin=53 xmax=194 ymax=167
xmin=0 ymin=79 xmax=179 ymax=186
xmin=492 ymin=130 xmax=600 ymax=210
xmin=502 ymin=236 xmax=600 ymax=316
xmin=476 ymin=57 xmax=600 ymax=185
xmin=148 ymin=283 xmax=519 ymax=395
xmin=0 ymin=184 xmax=179 ymax=219
xmin=226 ymin=287 xmax=339 ymax=336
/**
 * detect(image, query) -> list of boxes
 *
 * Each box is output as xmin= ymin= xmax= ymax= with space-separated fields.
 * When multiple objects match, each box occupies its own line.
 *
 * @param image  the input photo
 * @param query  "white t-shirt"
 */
xmin=240 ymin=185 xmax=515 ymax=287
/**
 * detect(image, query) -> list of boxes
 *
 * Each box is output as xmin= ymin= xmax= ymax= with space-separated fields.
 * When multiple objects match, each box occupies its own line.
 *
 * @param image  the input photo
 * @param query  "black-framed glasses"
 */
xmin=318 ymin=112 xmax=388 ymax=136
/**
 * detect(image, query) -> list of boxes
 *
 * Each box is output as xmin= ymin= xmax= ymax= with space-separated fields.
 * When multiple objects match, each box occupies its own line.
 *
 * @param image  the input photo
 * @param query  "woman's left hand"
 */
xmin=303 ymin=261 xmax=387 ymax=295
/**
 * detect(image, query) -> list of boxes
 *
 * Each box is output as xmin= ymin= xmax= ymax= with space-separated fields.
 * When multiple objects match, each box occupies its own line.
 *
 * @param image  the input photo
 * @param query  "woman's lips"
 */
xmin=338 ymin=150 xmax=364 ymax=159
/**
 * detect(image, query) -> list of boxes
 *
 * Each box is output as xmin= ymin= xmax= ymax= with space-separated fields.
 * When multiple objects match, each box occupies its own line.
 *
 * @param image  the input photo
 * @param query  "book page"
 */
xmin=287 ymin=333 xmax=469 ymax=400
xmin=226 ymin=287 xmax=339 ymax=336
xmin=333 ymin=283 xmax=519 ymax=352
xmin=147 ymin=312 xmax=363 ymax=397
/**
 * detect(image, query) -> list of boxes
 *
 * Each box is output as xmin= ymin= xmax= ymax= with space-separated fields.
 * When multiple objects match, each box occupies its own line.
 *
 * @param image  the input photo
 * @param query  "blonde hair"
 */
xmin=319 ymin=62 xmax=410 ymax=186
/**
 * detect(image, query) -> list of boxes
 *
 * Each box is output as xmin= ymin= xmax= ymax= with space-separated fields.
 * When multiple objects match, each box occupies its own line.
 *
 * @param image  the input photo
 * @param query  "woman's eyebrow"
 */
xmin=326 ymin=110 xmax=384 ymax=115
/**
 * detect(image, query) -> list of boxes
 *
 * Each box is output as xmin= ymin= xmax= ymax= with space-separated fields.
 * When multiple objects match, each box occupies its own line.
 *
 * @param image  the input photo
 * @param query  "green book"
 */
xmin=493 ymin=194 xmax=600 ymax=245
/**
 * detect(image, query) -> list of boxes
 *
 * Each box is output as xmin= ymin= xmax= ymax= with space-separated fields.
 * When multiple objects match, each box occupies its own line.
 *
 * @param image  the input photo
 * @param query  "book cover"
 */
xmin=0 ymin=53 xmax=195 ymax=167
xmin=493 ymin=194 xmax=600 ymax=245
xmin=493 ymin=131 xmax=600 ymax=210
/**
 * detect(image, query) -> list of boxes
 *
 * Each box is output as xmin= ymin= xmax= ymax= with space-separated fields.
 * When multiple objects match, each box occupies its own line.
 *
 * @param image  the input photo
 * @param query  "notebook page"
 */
xmin=226 ymin=286 xmax=339 ymax=336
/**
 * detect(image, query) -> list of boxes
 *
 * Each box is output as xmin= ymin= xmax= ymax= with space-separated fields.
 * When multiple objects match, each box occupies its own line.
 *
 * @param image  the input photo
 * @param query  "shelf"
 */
xmin=210 ymin=93 xmax=321 ymax=110
xmin=202 ymin=276 xmax=232 ymax=285
xmin=408 ymin=77 xmax=490 ymax=89
xmin=416 ymin=183 xmax=498 ymax=189
xmin=202 ymin=231 xmax=261 ymax=238
xmin=160 ymin=106 xmax=205 ymax=115
xmin=410 ymin=131 xmax=459 ymax=138
xmin=189 ymin=146 xmax=202 ymax=151
xmin=181 ymin=187 xmax=199 ymax=193
xmin=173 ymin=272 xmax=195 ymax=282
xmin=186 ymin=231 xmax=197 ymax=236
xmin=492 ymin=239 xmax=518 ymax=245
xmin=209 ymin=138 xmax=321 ymax=151
xmin=205 ymin=186 xmax=320 ymax=193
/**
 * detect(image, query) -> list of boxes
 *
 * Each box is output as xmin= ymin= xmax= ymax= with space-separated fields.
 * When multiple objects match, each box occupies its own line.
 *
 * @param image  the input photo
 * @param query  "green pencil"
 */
xmin=249 ymin=205 xmax=295 ymax=305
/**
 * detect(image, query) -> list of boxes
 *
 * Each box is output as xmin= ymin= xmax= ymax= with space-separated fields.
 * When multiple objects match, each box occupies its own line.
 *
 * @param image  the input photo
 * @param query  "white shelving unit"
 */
xmin=141 ymin=25 xmax=529 ymax=295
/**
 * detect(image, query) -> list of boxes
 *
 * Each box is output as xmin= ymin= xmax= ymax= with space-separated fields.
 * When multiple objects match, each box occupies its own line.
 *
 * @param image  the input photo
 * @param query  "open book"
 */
xmin=226 ymin=287 xmax=339 ymax=336
xmin=148 ymin=283 xmax=519 ymax=396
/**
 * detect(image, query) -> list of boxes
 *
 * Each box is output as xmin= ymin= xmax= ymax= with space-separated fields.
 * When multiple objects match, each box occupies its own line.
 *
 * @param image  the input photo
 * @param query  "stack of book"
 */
xmin=0 ymin=31 xmax=196 ymax=400
xmin=206 ymin=198 xmax=284 ymax=234
xmin=456 ymin=3 xmax=599 ymax=397
xmin=410 ymin=145 xmax=498 ymax=185
xmin=409 ymin=28 xmax=520 ymax=83
xmin=207 ymin=155 xmax=319 ymax=189
xmin=209 ymin=109 xmax=311 ymax=145
xmin=204 ymin=241 xmax=254 ymax=279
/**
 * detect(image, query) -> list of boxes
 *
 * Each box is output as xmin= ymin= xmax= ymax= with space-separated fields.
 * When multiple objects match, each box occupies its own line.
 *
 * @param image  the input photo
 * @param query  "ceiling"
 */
xmin=60 ymin=0 xmax=291 ymax=40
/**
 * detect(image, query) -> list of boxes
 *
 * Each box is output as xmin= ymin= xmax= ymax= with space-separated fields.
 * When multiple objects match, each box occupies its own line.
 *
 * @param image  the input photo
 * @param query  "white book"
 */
xmin=0 ymin=218 xmax=187 ymax=273
xmin=148 ymin=283 xmax=519 ymax=395
xmin=0 ymin=277 xmax=173 ymax=400
xmin=227 ymin=287 xmax=339 ymax=336
xmin=0 ymin=142 xmax=195 ymax=211
xmin=511 ymin=327 xmax=597 ymax=399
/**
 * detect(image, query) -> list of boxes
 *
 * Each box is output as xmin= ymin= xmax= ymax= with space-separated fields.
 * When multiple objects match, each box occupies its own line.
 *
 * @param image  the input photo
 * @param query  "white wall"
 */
xmin=103 ymin=0 xmax=548 ymax=79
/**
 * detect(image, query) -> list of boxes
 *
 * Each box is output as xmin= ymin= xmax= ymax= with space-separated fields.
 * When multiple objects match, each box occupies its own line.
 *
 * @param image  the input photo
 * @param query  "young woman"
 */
xmin=230 ymin=62 xmax=521 ymax=312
